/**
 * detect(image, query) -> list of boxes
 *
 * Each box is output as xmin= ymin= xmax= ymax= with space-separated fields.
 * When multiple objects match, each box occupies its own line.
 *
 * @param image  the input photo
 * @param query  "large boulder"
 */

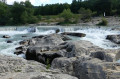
xmin=73 ymin=56 xmax=120 ymax=79
xmin=0 ymin=55 xmax=78 ymax=79
xmin=90 ymin=51 xmax=113 ymax=62
xmin=26 ymin=46 xmax=63 ymax=64
xmin=51 ymin=56 xmax=120 ymax=79
xmin=106 ymin=35 xmax=120 ymax=44
xmin=30 ymin=34 xmax=69 ymax=47
xmin=51 ymin=57 xmax=76 ymax=75
xmin=25 ymin=34 xmax=72 ymax=64
xmin=65 ymin=41 xmax=118 ymax=61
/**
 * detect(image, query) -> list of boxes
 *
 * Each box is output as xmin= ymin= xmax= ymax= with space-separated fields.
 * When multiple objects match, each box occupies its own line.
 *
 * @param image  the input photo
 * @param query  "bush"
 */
xmin=59 ymin=9 xmax=74 ymax=23
xmin=46 ymin=58 xmax=50 ymax=69
xmin=37 ymin=15 xmax=42 ymax=20
xmin=28 ymin=16 xmax=38 ymax=24
xmin=78 ymin=8 xmax=93 ymax=22
xmin=97 ymin=18 xmax=108 ymax=26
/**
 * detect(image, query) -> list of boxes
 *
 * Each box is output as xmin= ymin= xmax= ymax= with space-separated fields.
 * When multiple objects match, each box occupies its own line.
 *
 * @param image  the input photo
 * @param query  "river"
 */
xmin=0 ymin=26 xmax=120 ymax=57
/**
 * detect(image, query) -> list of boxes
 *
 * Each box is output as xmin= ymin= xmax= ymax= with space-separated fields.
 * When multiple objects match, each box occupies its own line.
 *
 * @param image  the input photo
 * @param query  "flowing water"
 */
xmin=0 ymin=26 xmax=120 ymax=58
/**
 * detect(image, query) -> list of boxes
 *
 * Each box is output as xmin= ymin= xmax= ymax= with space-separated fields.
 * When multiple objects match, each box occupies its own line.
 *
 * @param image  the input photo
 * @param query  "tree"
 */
xmin=20 ymin=11 xmax=28 ymax=24
xmin=94 ymin=0 xmax=112 ymax=16
xmin=0 ymin=2 xmax=9 ymax=25
xmin=10 ymin=2 xmax=25 ymax=24
xmin=10 ymin=1 xmax=38 ymax=25
xmin=71 ymin=0 xmax=81 ymax=13
xmin=79 ymin=7 xmax=93 ymax=21
xmin=60 ymin=9 xmax=73 ymax=22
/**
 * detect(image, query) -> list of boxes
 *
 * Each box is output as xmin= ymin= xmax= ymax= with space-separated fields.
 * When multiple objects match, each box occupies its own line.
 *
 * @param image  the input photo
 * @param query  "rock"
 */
xmin=13 ymin=33 xmax=120 ymax=79
xmin=2 ymin=35 xmax=10 ymax=38
xmin=27 ymin=27 xmax=36 ymax=32
xmin=14 ymin=51 xmax=24 ymax=55
xmin=3 ymin=73 xmax=78 ymax=79
xmin=26 ymin=47 xmax=63 ymax=64
xmin=32 ymin=34 xmax=66 ymax=46
xmin=90 ymin=51 xmax=113 ymax=62
xmin=73 ymin=57 xmax=120 ymax=79
xmin=56 ymin=29 xmax=60 ymax=33
xmin=7 ymin=40 xmax=13 ymax=43
xmin=15 ymin=46 xmax=23 ymax=50
xmin=14 ymin=46 xmax=27 ymax=55
xmin=0 ymin=55 xmax=78 ymax=79
xmin=62 ymin=40 xmax=92 ymax=57
xmin=111 ymin=27 xmax=120 ymax=31
xmin=51 ymin=57 xmax=76 ymax=75
xmin=61 ymin=35 xmax=71 ymax=41
xmin=115 ymin=51 xmax=120 ymax=60
xmin=28 ymin=39 xmax=36 ymax=46
xmin=106 ymin=35 xmax=120 ymax=44
xmin=61 ymin=32 xmax=86 ymax=37
xmin=22 ymin=35 xmax=27 ymax=37
xmin=25 ymin=34 xmax=73 ymax=64
xmin=19 ymin=40 xmax=29 ymax=45
xmin=32 ymin=35 xmax=44 ymax=38
xmin=0 ymin=55 xmax=46 ymax=75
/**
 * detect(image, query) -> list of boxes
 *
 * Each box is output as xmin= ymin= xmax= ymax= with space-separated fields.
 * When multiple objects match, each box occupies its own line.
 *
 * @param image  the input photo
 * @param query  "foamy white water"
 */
xmin=0 ymin=26 xmax=120 ymax=57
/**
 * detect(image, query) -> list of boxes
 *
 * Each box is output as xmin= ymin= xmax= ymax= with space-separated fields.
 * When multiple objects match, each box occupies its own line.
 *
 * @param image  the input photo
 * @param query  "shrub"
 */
xmin=28 ymin=16 xmax=38 ymax=24
xmin=97 ymin=18 xmax=108 ymax=26
xmin=37 ymin=15 xmax=42 ymax=20
xmin=59 ymin=9 xmax=74 ymax=23
xmin=46 ymin=58 xmax=50 ymax=69
xmin=78 ymin=8 xmax=93 ymax=22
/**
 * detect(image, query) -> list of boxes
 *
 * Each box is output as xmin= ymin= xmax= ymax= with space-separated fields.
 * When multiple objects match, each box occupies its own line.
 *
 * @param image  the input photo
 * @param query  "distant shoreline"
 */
xmin=27 ymin=16 xmax=120 ymax=26
xmin=0 ymin=16 xmax=120 ymax=27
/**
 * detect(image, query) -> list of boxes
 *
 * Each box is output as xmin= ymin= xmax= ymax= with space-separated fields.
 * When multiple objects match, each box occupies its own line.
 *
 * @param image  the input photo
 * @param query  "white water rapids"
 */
xmin=0 ymin=26 xmax=120 ymax=58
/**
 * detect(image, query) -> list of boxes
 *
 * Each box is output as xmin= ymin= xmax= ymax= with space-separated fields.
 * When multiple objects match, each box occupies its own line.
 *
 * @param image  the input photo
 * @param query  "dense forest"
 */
xmin=0 ymin=0 xmax=120 ymax=25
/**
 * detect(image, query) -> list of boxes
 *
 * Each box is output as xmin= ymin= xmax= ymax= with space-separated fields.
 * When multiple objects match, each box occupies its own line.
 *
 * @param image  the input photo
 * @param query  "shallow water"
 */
xmin=0 ymin=26 xmax=120 ymax=57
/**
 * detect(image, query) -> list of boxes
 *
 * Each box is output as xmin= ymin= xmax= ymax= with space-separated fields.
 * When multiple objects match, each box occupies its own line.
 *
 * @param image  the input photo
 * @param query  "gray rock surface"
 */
xmin=11 ymin=33 xmax=120 ymax=79
xmin=74 ymin=57 xmax=120 ymax=79
xmin=106 ymin=35 xmax=120 ymax=44
xmin=0 ymin=55 xmax=78 ymax=79
xmin=51 ymin=57 xmax=76 ymax=75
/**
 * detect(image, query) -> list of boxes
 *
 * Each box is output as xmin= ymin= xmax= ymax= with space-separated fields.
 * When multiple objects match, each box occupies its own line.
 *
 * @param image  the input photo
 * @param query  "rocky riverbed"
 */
xmin=0 ymin=26 xmax=120 ymax=79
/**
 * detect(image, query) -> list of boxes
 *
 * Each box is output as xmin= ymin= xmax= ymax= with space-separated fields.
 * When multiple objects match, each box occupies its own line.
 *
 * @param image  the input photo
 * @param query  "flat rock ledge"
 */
xmin=2 ymin=33 xmax=120 ymax=79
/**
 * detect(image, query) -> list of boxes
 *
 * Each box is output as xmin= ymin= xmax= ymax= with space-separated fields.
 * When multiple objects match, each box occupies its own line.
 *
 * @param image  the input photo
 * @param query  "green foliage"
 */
xmin=28 ymin=16 xmax=38 ymax=24
xmin=71 ymin=0 xmax=81 ymax=13
xmin=21 ymin=11 xmax=29 ymax=24
xmin=0 ymin=2 xmax=9 ymax=25
xmin=34 ymin=3 xmax=70 ymax=16
xmin=10 ymin=1 xmax=39 ymax=25
xmin=37 ymin=15 xmax=42 ymax=20
xmin=59 ymin=9 xmax=74 ymax=23
xmin=0 ymin=0 xmax=120 ymax=25
xmin=97 ymin=18 xmax=108 ymax=26
xmin=79 ymin=7 xmax=93 ymax=22
xmin=46 ymin=58 xmax=51 ymax=69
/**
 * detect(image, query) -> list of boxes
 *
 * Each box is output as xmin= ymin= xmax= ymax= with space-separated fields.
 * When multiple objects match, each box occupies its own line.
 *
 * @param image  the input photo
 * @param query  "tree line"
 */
xmin=0 ymin=0 xmax=120 ymax=25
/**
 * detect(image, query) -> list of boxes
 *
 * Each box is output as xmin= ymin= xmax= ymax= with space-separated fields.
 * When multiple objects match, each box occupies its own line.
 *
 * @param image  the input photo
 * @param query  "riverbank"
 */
xmin=27 ymin=16 xmax=120 ymax=26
